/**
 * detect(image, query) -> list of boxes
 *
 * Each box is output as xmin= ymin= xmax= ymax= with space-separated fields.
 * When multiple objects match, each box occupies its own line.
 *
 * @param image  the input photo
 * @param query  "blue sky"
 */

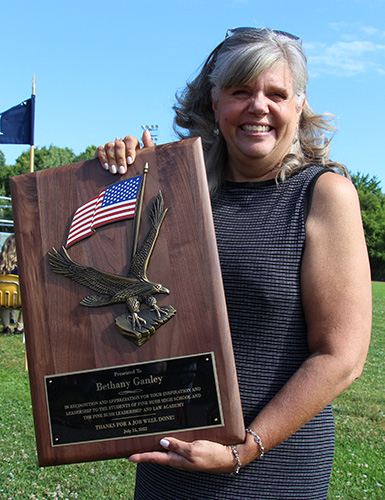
xmin=1 ymin=0 xmax=385 ymax=188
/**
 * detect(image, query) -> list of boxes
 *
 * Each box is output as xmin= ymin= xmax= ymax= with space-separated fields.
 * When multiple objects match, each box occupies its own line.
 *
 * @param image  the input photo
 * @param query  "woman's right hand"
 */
xmin=95 ymin=129 xmax=154 ymax=175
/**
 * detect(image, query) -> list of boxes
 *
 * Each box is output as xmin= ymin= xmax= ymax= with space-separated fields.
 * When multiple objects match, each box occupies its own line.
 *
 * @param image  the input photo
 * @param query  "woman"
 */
xmin=96 ymin=28 xmax=372 ymax=500
xmin=0 ymin=234 xmax=24 ymax=335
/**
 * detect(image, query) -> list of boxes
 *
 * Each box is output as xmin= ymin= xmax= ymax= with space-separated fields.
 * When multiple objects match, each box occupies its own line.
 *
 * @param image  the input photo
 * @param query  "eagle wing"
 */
xmin=48 ymin=246 xmax=138 ymax=296
xmin=128 ymin=191 xmax=168 ymax=280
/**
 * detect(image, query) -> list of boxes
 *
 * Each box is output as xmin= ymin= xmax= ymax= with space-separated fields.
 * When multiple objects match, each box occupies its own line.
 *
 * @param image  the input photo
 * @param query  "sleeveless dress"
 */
xmin=134 ymin=165 xmax=335 ymax=500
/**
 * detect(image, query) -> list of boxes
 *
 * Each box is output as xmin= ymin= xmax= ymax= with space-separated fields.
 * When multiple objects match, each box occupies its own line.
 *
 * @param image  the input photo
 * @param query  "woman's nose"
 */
xmin=248 ymin=93 xmax=269 ymax=114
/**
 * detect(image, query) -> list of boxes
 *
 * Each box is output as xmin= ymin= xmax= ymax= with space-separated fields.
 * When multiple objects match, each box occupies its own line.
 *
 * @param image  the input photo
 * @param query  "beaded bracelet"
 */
xmin=230 ymin=445 xmax=242 ymax=474
xmin=246 ymin=428 xmax=265 ymax=458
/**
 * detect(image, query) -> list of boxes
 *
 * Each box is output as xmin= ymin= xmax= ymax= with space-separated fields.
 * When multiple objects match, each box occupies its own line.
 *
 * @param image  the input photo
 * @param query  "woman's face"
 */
xmin=211 ymin=62 xmax=305 ymax=181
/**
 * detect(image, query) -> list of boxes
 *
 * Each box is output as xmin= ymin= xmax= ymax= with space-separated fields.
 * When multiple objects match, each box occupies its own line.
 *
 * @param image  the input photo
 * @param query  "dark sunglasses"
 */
xmin=225 ymin=27 xmax=302 ymax=45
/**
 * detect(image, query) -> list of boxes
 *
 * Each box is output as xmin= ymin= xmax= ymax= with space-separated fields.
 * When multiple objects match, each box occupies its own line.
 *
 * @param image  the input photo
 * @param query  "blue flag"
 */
xmin=0 ymin=95 xmax=35 ymax=145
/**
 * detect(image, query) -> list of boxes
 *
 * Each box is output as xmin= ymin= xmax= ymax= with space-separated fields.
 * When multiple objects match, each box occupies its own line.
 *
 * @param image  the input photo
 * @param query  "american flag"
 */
xmin=66 ymin=175 xmax=142 ymax=248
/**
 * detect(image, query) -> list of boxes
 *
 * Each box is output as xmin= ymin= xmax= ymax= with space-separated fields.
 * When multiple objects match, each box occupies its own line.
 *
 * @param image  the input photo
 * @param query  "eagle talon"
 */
xmin=145 ymin=295 xmax=169 ymax=319
xmin=151 ymin=305 xmax=168 ymax=319
xmin=132 ymin=312 xmax=147 ymax=330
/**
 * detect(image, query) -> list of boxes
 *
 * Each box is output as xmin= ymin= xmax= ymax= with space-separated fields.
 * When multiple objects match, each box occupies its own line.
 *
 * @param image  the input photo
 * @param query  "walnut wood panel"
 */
xmin=10 ymin=138 xmax=244 ymax=466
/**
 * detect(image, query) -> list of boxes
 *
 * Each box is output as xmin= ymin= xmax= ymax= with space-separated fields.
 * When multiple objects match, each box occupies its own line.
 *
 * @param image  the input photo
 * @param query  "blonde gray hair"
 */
xmin=0 ymin=234 xmax=17 ymax=275
xmin=173 ymin=29 xmax=348 ymax=194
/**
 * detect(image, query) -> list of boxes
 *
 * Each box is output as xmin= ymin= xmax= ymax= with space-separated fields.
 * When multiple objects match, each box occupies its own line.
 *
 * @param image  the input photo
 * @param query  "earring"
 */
xmin=213 ymin=123 xmax=220 ymax=136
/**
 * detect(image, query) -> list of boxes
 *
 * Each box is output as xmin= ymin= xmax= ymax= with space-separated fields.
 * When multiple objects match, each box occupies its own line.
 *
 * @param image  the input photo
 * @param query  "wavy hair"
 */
xmin=0 ymin=234 xmax=17 ymax=275
xmin=173 ymin=29 xmax=348 ymax=194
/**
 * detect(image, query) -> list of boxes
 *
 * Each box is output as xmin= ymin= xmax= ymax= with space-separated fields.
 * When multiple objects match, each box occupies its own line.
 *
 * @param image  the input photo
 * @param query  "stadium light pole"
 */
xmin=141 ymin=124 xmax=159 ymax=144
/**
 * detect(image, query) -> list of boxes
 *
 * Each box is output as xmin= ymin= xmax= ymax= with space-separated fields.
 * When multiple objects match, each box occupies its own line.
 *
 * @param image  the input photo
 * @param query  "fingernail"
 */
xmin=160 ymin=439 xmax=170 ymax=449
xmin=103 ymin=163 xmax=109 ymax=171
xmin=127 ymin=156 xmax=133 ymax=165
xmin=110 ymin=164 xmax=117 ymax=174
xmin=118 ymin=165 xmax=126 ymax=174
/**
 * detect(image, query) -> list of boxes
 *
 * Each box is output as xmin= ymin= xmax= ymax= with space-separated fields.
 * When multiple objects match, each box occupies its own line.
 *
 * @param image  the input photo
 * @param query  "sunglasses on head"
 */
xmin=225 ymin=27 xmax=302 ymax=45
xmin=202 ymin=26 xmax=302 ymax=73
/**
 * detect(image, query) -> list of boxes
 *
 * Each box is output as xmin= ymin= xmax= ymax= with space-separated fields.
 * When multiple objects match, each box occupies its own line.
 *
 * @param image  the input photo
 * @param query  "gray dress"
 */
xmin=134 ymin=165 xmax=335 ymax=500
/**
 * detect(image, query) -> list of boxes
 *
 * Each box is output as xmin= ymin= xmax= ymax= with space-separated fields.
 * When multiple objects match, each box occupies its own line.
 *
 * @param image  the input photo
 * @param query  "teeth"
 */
xmin=242 ymin=125 xmax=271 ymax=133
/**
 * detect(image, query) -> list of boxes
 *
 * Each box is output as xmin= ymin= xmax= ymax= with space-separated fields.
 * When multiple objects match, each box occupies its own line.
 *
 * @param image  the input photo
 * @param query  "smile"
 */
xmin=241 ymin=124 xmax=272 ymax=133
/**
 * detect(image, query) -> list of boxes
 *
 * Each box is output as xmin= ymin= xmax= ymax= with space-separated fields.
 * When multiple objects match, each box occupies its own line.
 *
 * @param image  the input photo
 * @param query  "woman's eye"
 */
xmin=231 ymin=89 xmax=249 ymax=96
xmin=270 ymin=93 xmax=288 ymax=101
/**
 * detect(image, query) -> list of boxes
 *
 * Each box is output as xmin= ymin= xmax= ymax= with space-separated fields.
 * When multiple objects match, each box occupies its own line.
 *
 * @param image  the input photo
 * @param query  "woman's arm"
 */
xmin=128 ymin=172 xmax=372 ymax=472
xmin=235 ymin=171 xmax=372 ymax=465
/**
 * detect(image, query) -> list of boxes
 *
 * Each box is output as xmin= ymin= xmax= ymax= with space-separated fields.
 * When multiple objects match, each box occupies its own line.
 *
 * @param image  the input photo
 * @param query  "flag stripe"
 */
xmin=66 ymin=195 xmax=100 ymax=244
xmin=66 ymin=228 xmax=95 ymax=247
xmin=67 ymin=195 xmax=100 ymax=235
xmin=92 ymin=200 xmax=137 ymax=228
xmin=66 ymin=224 xmax=95 ymax=245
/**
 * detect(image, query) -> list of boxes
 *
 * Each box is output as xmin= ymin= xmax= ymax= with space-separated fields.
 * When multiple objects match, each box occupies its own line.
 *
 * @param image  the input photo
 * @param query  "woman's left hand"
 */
xmin=128 ymin=437 xmax=240 ymax=473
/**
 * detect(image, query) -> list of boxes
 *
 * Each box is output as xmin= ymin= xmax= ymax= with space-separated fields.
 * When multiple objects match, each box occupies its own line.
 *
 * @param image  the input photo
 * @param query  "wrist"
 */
xmin=229 ymin=445 xmax=242 ymax=474
xmin=246 ymin=427 xmax=265 ymax=458
xmin=235 ymin=429 xmax=265 ymax=469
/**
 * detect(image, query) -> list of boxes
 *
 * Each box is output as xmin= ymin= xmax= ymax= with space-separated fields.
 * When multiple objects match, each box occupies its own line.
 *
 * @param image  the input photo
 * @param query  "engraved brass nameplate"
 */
xmin=45 ymin=352 xmax=223 ymax=446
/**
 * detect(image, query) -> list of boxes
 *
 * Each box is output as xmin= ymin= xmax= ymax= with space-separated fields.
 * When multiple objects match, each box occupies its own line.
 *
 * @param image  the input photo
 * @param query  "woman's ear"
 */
xmin=211 ymin=89 xmax=218 ymax=117
xmin=295 ymin=93 xmax=306 ymax=123
xmin=298 ymin=93 xmax=306 ymax=112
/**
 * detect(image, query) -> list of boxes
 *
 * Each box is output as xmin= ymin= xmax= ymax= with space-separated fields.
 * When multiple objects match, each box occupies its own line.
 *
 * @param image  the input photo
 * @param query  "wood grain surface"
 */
xmin=10 ymin=138 xmax=244 ymax=466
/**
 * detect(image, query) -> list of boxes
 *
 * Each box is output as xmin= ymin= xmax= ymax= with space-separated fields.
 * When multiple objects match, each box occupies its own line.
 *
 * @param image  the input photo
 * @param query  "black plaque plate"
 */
xmin=45 ymin=352 xmax=223 ymax=446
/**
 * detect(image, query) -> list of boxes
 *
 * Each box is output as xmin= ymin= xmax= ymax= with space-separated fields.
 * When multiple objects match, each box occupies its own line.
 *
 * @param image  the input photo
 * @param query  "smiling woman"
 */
xmin=211 ymin=62 xmax=304 ymax=181
xmin=169 ymin=28 xmax=346 ymax=195
xmin=95 ymin=27 xmax=372 ymax=500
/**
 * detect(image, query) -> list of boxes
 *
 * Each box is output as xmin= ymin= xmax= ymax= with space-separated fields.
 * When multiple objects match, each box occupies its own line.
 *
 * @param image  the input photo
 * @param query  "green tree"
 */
xmin=351 ymin=172 xmax=385 ymax=281
xmin=0 ymin=145 xmax=97 ymax=197
xmin=74 ymin=145 xmax=97 ymax=162
xmin=0 ymin=164 xmax=17 ymax=199
xmin=0 ymin=150 xmax=13 ymax=231
xmin=15 ymin=145 xmax=75 ymax=173
xmin=0 ymin=150 xmax=5 ymax=168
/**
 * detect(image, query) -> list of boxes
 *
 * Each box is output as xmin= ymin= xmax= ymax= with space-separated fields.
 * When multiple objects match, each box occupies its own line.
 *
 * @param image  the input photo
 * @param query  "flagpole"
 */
xmin=29 ymin=75 xmax=36 ymax=173
xmin=131 ymin=163 xmax=149 ymax=259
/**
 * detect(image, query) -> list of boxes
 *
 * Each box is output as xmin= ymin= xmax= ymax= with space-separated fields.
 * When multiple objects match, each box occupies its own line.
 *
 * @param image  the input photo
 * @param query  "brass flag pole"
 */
xmin=131 ymin=162 xmax=149 ymax=259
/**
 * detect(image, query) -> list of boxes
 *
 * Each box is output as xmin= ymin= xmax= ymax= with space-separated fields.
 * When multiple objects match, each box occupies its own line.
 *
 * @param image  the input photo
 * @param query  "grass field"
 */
xmin=328 ymin=282 xmax=385 ymax=499
xmin=1 ymin=283 xmax=384 ymax=499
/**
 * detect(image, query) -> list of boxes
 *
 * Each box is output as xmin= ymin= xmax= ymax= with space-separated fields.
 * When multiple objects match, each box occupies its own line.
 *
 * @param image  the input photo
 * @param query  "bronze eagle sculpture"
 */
xmin=48 ymin=191 xmax=171 ymax=332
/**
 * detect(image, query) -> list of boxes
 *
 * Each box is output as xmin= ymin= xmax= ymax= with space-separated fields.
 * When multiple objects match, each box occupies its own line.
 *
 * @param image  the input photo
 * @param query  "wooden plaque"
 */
xmin=10 ymin=138 xmax=244 ymax=467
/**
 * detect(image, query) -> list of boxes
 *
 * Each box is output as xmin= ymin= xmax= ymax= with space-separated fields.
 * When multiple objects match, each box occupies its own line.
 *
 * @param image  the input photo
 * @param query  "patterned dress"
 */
xmin=134 ymin=165 xmax=335 ymax=500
